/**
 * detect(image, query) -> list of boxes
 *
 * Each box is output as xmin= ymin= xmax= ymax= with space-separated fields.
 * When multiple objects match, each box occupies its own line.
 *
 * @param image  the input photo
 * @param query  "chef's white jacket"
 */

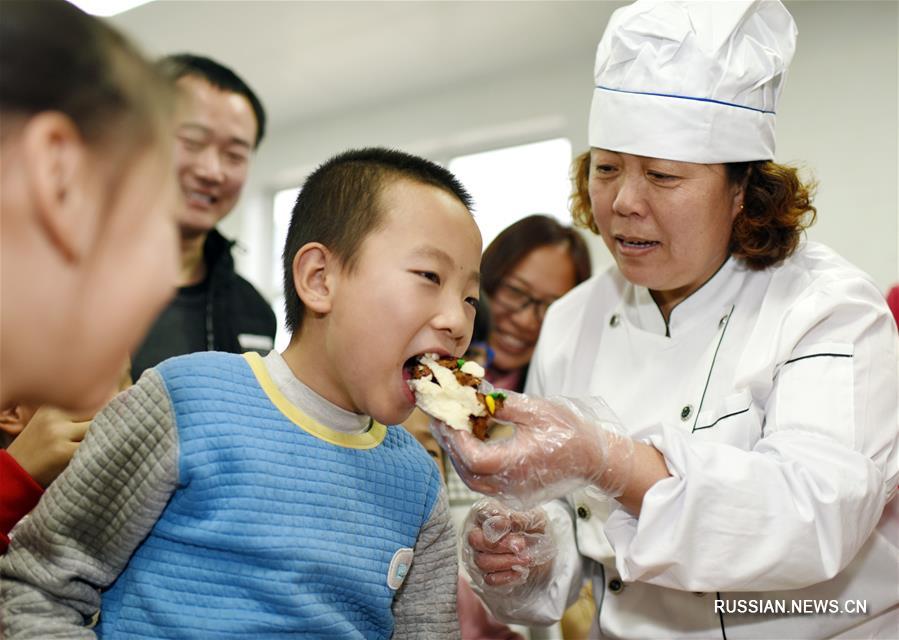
xmin=480 ymin=242 xmax=899 ymax=639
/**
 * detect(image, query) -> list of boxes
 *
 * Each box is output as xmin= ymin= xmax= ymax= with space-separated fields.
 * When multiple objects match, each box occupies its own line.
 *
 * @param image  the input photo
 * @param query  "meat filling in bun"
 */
xmin=407 ymin=353 xmax=506 ymax=440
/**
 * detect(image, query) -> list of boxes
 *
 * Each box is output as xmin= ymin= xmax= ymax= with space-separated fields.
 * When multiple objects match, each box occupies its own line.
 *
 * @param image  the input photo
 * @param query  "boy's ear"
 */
xmin=292 ymin=243 xmax=335 ymax=315
xmin=22 ymin=112 xmax=98 ymax=264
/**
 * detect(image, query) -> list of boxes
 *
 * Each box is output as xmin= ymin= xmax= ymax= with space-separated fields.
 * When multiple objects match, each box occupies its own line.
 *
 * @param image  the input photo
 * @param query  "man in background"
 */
xmin=132 ymin=54 xmax=276 ymax=380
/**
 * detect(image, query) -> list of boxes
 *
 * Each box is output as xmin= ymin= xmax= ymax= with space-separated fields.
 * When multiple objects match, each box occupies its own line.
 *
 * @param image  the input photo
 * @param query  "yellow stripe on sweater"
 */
xmin=243 ymin=352 xmax=387 ymax=449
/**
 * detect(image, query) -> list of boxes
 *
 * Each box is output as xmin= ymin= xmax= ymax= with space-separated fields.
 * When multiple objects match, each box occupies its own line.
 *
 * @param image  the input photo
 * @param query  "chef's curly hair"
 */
xmin=569 ymin=151 xmax=817 ymax=270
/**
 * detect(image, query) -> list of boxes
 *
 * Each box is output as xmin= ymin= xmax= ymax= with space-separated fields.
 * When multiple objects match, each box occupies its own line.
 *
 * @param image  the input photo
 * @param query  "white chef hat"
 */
xmin=589 ymin=0 xmax=797 ymax=163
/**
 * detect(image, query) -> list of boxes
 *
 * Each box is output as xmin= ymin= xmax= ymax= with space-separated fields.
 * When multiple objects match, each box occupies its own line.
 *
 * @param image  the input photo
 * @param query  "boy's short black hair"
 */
xmin=282 ymin=147 xmax=474 ymax=334
xmin=159 ymin=53 xmax=266 ymax=147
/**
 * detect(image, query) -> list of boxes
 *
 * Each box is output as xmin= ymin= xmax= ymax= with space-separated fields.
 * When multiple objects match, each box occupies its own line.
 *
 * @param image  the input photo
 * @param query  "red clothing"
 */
xmin=0 ymin=449 xmax=43 ymax=553
xmin=485 ymin=367 xmax=524 ymax=394
xmin=887 ymin=284 xmax=899 ymax=330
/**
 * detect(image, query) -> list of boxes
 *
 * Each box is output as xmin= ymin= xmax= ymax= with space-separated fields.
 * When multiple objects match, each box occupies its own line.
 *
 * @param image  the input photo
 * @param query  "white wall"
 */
xmin=775 ymin=0 xmax=898 ymax=293
xmin=224 ymin=0 xmax=898 ymax=305
xmin=224 ymin=55 xmax=604 ymax=301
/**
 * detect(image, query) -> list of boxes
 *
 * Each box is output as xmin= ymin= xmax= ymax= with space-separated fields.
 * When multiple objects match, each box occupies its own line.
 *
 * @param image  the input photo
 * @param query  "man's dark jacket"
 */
xmin=132 ymin=228 xmax=277 ymax=380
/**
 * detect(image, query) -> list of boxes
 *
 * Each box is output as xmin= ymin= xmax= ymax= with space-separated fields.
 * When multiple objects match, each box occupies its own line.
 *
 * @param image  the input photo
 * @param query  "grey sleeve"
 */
xmin=0 ymin=370 xmax=179 ymax=639
xmin=391 ymin=486 xmax=460 ymax=639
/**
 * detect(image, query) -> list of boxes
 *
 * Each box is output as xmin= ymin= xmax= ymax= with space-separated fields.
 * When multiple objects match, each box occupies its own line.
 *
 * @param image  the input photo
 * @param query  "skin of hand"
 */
xmin=3 ymin=361 xmax=130 ymax=488
xmin=6 ymin=406 xmax=91 ymax=487
xmin=436 ymin=391 xmax=669 ymax=514
xmin=463 ymin=498 xmax=556 ymax=589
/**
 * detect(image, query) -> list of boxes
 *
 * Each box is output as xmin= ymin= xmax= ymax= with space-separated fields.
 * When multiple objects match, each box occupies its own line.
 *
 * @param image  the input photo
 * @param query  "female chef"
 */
xmin=435 ymin=1 xmax=899 ymax=637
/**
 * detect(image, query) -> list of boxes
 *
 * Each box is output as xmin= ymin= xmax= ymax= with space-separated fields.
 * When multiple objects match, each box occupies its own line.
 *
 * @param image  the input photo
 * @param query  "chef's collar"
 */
xmin=629 ymin=256 xmax=747 ymax=337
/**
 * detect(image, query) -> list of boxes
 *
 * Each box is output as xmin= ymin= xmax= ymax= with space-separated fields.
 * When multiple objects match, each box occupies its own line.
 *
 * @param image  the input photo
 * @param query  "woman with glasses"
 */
xmin=481 ymin=215 xmax=591 ymax=392
xmin=434 ymin=1 xmax=898 ymax=637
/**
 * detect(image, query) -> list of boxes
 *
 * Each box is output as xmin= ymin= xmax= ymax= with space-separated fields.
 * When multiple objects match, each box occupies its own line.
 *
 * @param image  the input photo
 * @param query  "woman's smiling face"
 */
xmin=488 ymin=243 xmax=578 ymax=373
xmin=588 ymin=148 xmax=743 ymax=315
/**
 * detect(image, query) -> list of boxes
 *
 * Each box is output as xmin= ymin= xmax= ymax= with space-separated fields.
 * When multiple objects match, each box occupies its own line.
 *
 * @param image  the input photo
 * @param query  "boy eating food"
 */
xmin=1 ymin=148 xmax=481 ymax=639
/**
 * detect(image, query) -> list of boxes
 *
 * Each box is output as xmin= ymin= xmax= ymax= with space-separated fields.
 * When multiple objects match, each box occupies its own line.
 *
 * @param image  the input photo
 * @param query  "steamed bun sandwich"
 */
xmin=407 ymin=353 xmax=507 ymax=440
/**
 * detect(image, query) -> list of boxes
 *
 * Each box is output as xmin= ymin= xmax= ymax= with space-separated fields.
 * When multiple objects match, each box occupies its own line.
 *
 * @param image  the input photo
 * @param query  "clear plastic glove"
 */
xmin=462 ymin=497 xmax=557 ymax=610
xmin=432 ymin=392 xmax=634 ymax=511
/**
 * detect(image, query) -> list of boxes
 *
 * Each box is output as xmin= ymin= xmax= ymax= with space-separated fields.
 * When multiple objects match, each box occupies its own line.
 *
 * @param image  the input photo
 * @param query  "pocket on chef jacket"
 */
xmin=692 ymin=389 xmax=761 ymax=450
xmin=771 ymin=342 xmax=855 ymax=448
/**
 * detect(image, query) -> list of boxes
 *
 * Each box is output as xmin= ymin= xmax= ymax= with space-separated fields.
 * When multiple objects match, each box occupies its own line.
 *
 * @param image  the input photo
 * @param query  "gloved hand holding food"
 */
xmin=429 ymin=391 xmax=635 ymax=510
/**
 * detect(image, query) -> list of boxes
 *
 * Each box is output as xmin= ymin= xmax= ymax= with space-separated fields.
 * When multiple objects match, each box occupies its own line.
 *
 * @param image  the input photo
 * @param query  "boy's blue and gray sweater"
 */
xmin=0 ymin=352 xmax=459 ymax=639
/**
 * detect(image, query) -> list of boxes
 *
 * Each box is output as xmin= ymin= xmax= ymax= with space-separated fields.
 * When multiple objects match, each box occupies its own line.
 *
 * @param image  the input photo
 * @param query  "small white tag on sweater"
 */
xmin=238 ymin=333 xmax=274 ymax=352
xmin=387 ymin=547 xmax=414 ymax=590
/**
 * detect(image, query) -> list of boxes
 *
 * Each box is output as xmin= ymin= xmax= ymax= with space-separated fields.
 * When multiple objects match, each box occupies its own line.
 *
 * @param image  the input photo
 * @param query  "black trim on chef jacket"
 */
xmin=595 ymin=564 xmax=606 ymax=630
xmin=783 ymin=352 xmax=853 ymax=366
xmin=652 ymin=258 xmax=732 ymax=338
xmin=693 ymin=406 xmax=750 ymax=432
xmin=691 ymin=304 xmax=735 ymax=433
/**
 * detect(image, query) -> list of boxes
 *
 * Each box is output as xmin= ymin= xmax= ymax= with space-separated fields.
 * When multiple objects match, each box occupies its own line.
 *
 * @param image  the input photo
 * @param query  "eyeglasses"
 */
xmin=491 ymin=282 xmax=559 ymax=321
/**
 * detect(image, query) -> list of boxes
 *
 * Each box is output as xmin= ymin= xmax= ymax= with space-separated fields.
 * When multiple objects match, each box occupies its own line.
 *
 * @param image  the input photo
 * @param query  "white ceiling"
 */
xmin=110 ymin=0 xmax=622 ymax=132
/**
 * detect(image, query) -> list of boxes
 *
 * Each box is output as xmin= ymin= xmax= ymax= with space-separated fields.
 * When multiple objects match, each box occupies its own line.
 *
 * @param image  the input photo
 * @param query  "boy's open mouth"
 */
xmin=403 ymin=352 xmax=447 ymax=385
xmin=402 ymin=357 xmax=417 ymax=383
